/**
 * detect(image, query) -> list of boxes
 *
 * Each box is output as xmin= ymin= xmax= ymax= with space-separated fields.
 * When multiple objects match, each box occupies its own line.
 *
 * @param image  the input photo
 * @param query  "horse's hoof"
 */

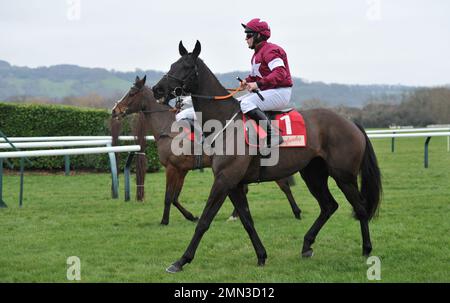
xmin=227 ymin=216 xmax=238 ymax=222
xmin=166 ymin=263 xmax=183 ymax=273
xmin=257 ymin=258 xmax=266 ymax=266
xmin=302 ymin=249 xmax=314 ymax=258
xmin=160 ymin=221 xmax=169 ymax=226
xmin=191 ymin=216 xmax=199 ymax=222
xmin=295 ymin=213 xmax=302 ymax=220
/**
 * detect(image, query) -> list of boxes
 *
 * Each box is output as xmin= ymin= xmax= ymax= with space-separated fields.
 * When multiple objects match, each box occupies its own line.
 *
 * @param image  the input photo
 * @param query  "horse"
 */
xmin=152 ymin=41 xmax=382 ymax=273
xmin=111 ymin=75 xmax=303 ymax=225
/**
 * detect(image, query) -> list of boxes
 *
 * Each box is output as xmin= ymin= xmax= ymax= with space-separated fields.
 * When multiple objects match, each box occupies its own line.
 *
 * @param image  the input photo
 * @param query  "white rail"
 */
xmin=366 ymin=127 xmax=450 ymax=134
xmin=368 ymin=132 xmax=450 ymax=138
xmin=0 ymin=136 xmax=155 ymax=142
xmin=0 ymin=145 xmax=141 ymax=159
xmin=367 ymin=131 xmax=450 ymax=152
xmin=0 ymin=140 xmax=112 ymax=149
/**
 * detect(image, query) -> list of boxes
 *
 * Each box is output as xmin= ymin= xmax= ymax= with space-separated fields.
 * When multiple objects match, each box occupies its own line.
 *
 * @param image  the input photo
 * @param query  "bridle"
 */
xmin=113 ymin=85 xmax=175 ymax=118
xmin=163 ymin=64 xmax=199 ymax=98
xmin=161 ymin=63 xmax=244 ymax=104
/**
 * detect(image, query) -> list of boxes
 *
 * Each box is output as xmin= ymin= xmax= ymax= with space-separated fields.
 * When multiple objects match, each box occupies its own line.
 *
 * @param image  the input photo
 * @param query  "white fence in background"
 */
xmin=366 ymin=130 xmax=450 ymax=168
xmin=0 ymin=145 xmax=140 ymax=159
xmin=367 ymin=132 xmax=450 ymax=139
xmin=0 ymin=136 xmax=144 ymax=208
xmin=0 ymin=136 xmax=155 ymax=142
xmin=367 ymin=127 xmax=450 ymax=153
xmin=366 ymin=127 xmax=450 ymax=134
xmin=0 ymin=140 xmax=112 ymax=149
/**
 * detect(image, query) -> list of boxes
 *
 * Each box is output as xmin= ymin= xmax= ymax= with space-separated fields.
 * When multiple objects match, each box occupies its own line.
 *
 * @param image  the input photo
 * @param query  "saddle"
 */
xmin=264 ymin=108 xmax=294 ymax=120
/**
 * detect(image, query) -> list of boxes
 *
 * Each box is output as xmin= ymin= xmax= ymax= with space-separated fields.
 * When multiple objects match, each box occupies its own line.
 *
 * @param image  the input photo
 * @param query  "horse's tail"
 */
xmin=354 ymin=122 xmax=382 ymax=221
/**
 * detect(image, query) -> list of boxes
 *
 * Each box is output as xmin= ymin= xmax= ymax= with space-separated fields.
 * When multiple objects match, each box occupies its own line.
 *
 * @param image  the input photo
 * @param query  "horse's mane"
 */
xmin=195 ymin=57 xmax=240 ymax=105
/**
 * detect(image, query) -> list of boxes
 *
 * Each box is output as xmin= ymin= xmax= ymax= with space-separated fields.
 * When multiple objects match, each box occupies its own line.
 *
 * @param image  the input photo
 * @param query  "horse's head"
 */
xmin=111 ymin=75 xmax=149 ymax=119
xmin=152 ymin=40 xmax=201 ymax=104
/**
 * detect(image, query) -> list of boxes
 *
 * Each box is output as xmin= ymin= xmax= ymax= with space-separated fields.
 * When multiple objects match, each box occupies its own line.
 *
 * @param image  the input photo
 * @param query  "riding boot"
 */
xmin=246 ymin=108 xmax=283 ymax=148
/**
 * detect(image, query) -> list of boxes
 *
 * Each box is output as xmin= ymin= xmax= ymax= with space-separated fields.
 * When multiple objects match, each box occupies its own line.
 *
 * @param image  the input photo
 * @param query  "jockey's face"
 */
xmin=245 ymin=35 xmax=254 ymax=49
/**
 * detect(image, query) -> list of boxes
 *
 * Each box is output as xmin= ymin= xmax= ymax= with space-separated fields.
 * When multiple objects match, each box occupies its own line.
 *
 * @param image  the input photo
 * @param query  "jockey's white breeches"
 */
xmin=175 ymin=107 xmax=196 ymax=121
xmin=238 ymin=87 xmax=292 ymax=113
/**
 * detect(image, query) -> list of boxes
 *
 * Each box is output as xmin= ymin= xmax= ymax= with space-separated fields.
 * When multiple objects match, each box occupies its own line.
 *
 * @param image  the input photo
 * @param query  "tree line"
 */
xmin=303 ymin=87 xmax=450 ymax=127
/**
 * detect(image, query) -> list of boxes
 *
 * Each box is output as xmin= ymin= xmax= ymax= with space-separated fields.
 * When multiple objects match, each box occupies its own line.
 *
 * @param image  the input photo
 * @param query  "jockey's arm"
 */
xmin=256 ymin=64 xmax=288 ymax=89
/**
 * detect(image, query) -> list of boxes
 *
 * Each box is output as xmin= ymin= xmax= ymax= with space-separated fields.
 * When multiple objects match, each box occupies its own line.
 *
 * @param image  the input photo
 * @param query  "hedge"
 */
xmin=0 ymin=102 xmax=160 ymax=172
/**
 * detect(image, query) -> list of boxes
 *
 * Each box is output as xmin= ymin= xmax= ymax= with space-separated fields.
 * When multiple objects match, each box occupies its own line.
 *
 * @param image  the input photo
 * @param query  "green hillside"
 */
xmin=0 ymin=60 xmax=418 ymax=107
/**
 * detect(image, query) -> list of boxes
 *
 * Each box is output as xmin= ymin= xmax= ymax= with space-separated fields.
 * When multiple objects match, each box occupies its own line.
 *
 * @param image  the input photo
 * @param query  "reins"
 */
xmin=141 ymin=108 xmax=176 ymax=114
xmin=164 ymin=61 xmax=244 ymax=101
xmin=190 ymin=86 xmax=245 ymax=101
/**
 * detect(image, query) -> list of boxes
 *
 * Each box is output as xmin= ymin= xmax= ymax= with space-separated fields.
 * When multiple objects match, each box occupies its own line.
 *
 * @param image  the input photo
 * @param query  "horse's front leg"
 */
xmin=228 ymin=184 xmax=267 ymax=266
xmin=166 ymin=173 xmax=230 ymax=273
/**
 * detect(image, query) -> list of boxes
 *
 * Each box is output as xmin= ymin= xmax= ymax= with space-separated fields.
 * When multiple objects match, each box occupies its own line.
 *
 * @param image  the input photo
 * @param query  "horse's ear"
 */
xmin=135 ymin=75 xmax=140 ymax=83
xmin=142 ymin=75 xmax=147 ymax=85
xmin=192 ymin=40 xmax=201 ymax=59
xmin=179 ymin=41 xmax=188 ymax=56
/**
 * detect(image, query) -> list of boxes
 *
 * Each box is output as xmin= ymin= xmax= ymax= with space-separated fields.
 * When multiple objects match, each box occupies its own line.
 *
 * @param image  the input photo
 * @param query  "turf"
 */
xmin=0 ymin=136 xmax=449 ymax=282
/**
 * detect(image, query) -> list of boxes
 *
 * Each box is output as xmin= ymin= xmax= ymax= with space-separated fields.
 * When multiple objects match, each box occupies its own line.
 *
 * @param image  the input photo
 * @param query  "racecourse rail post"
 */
xmin=107 ymin=143 xmax=119 ymax=199
xmin=391 ymin=131 xmax=396 ymax=153
xmin=0 ymin=158 xmax=7 ymax=208
xmin=19 ymin=157 xmax=24 ymax=207
xmin=64 ymin=155 xmax=70 ymax=176
xmin=124 ymin=152 xmax=135 ymax=202
xmin=424 ymin=136 xmax=431 ymax=168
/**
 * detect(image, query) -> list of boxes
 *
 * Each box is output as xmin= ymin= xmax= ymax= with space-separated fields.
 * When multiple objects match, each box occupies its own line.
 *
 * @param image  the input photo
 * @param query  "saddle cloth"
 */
xmin=242 ymin=109 xmax=307 ymax=148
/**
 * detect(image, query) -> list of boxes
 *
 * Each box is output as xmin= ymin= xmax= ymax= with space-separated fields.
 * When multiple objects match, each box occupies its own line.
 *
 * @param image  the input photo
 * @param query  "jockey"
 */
xmin=239 ymin=18 xmax=293 ymax=148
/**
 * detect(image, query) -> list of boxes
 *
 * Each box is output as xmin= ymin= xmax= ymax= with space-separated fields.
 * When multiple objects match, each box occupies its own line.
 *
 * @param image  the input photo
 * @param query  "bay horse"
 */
xmin=152 ymin=41 xmax=382 ymax=273
xmin=111 ymin=76 xmax=302 ymax=225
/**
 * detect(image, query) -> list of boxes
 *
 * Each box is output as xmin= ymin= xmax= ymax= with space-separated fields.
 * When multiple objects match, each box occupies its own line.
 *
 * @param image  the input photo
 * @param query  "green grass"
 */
xmin=0 ymin=137 xmax=449 ymax=282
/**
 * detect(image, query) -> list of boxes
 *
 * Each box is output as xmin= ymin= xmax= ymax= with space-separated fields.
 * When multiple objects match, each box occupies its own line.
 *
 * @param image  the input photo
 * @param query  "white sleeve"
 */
xmin=267 ymin=58 xmax=285 ymax=71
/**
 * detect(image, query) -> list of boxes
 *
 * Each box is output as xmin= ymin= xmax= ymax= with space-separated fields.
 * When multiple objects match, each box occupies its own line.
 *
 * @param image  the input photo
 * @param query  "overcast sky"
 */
xmin=1 ymin=0 xmax=449 ymax=86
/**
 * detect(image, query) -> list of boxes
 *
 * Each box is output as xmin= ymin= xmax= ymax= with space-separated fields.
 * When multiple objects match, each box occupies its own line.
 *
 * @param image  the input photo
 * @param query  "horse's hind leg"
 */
xmin=275 ymin=177 xmax=302 ymax=220
xmin=171 ymin=169 xmax=199 ymax=223
xmin=335 ymin=177 xmax=372 ymax=256
xmin=227 ymin=184 xmax=249 ymax=221
xmin=299 ymin=158 xmax=338 ymax=258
